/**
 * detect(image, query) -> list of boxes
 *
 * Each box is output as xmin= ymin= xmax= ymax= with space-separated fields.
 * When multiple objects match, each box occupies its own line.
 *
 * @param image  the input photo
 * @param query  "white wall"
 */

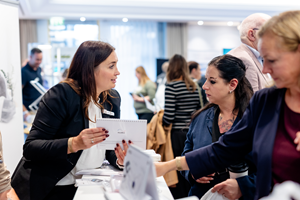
xmin=37 ymin=19 xmax=49 ymax=44
xmin=187 ymin=24 xmax=241 ymax=73
xmin=0 ymin=0 xmax=24 ymax=173
xmin=100 ymin=21 xmax=159 ymax=120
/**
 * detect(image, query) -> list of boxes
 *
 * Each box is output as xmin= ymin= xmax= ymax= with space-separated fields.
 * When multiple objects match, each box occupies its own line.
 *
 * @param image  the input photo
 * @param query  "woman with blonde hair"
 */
xmin=131 ymin=66 xmax=156 ymax=123
xmin=163 ymin=54 xmax=201 ymax=199
xmin=155 ymin=10 xmax=300 ymax=200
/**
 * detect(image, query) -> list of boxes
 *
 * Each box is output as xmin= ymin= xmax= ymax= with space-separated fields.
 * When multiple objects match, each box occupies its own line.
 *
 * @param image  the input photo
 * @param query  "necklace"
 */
xmin=218 ymin=112 xmax=236 ymax=122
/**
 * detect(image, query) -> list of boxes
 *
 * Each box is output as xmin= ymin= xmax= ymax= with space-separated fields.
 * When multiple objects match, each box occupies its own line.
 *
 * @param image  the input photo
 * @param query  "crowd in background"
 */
xmin=1 ymin=9 xmax=300 ymax=200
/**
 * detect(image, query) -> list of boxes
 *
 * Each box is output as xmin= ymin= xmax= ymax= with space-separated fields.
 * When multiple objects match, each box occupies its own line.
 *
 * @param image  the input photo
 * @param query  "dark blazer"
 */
xmin=185 ymin=87 xmax=286 ymax=200
xmin=181 ymin=106 xmax=256 ymax=199
xmin=11 ymin=83 xmax=121 ymax=200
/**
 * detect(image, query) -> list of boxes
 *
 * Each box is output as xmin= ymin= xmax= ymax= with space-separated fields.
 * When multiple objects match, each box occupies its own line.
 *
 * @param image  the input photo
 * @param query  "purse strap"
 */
xmin=211 ymin=107 xmax=221 ymax=143
xmin=195 ymin=83 xmax=204 ymax=108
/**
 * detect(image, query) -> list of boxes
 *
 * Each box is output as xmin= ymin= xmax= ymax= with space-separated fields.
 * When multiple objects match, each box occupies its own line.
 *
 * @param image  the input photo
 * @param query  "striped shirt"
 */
xmin=163 ymin=81 xmax=201 ymax=130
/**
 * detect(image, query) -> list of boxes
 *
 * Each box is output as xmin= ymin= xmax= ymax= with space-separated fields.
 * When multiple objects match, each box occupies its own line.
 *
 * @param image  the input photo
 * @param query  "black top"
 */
xmin=21 ymin=62 xmax=43 ymax=110
xmin=12 ymin=83 xmax=121 ymax=200
xmin=163 ymin=81 xmax=201 ymax=129
xmin=212 ymin=107 xmax=249 ymax=173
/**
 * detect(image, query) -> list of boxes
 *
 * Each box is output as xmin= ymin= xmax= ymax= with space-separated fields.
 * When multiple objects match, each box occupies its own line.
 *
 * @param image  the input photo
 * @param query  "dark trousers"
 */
xmin=44 ymin=185 xmax=77 ymax=200
xmin=137 ymin=113 xmax=154 ymax=123
xmin=169 ymin=128 xmax=191 ymax=199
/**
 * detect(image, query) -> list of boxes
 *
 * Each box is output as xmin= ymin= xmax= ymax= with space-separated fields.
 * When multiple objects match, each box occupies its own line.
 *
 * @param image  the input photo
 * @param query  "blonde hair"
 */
xmin=136 ymin=66 xmax=151 ymax=86
xmin=258 ymin=10 xmax=300 ymax=87
xmin=258 ymin=10 xmax=300 ymax=52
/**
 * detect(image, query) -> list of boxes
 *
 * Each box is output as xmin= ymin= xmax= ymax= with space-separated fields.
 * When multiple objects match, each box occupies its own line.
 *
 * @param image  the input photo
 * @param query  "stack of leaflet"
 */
xmin=75 ymin=162 xmax=122 ymax=187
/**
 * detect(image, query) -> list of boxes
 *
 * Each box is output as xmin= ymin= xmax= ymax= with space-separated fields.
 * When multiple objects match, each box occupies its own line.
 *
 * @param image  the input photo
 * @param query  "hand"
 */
xmin=7 ymin=188 xmax=20 ymax=200
xmin=294 ymin=131 xmax=300 ymax=151
xmin=25 ymin=114 xmax=35 ymax=123
xmin=23 ymin=111 xmax=35 ymax=123
xmin=115 ymin=140 xmax=132 ymax=166
xmin=0 ymin=189 xmax=9 ymax=200
xmin=132 ymin=94 xmax=144 ymax=102
xmin=144 ymin=96 xmax=150 ymax=102
xmin=72 ymin=127 xmax=109 ymax=152
xmin=211 ymin=179 xmax=242 ymax=200
xmin=192 ymin=173 xmax=215 ymax=184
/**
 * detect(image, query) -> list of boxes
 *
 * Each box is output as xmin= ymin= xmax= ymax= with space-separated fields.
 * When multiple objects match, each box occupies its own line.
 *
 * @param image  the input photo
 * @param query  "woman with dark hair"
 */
xmin=162 ymin=54 xmax=201 ymax=199
xmin=181 ymin=54 xmax=255 ymax=199
xmin=11 ymin=41 xmax=128 ymax=200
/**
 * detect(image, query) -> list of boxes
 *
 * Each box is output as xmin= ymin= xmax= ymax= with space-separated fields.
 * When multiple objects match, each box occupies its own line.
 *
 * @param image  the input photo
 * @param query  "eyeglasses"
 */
xmin=252 ymin=28 xmax=259 ymax=31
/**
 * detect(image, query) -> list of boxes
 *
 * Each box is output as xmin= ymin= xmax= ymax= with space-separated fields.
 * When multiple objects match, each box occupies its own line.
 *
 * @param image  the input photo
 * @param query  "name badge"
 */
xmin=103 ymin=109 xmax=115 ymax=116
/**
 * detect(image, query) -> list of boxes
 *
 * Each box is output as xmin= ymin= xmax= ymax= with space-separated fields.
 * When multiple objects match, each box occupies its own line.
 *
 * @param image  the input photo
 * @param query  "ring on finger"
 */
xmin=91 ymin=138 xmax=94 ymax=144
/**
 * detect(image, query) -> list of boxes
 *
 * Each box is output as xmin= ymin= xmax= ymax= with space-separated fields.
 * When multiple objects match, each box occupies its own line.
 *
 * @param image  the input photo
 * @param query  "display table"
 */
xmin=73 ymin=176 xmax=174 ymax=200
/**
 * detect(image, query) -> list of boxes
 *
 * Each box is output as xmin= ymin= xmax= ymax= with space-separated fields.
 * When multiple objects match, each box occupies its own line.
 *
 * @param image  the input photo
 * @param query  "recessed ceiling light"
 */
xmin=227 ymin=21 xmax=233 ymax=26
xmin=197 ymin=21 xmax=204 ymax=25
xmin=122 ymin=18 xmax=128 ymax=22
xmin=80 ymin=17 xmax=86 ymax=22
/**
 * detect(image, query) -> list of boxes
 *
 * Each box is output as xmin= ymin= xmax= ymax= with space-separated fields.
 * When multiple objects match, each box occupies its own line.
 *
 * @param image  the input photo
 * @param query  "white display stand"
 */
xmin=0 ymin=0 xmax=24 ymax=174
xmin=119 ymin=145 xmax=159 ymax=200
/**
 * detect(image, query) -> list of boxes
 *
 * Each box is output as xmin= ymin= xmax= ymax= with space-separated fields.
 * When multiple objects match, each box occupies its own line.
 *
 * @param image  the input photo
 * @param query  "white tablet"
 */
xmin=96 ymin=118 xmax=147 ymax=150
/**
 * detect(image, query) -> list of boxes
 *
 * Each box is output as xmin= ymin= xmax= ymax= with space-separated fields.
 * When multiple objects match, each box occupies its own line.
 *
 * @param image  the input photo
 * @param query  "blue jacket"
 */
xmin=185 ymin=87 xmax=287 ymax=200
xmin=181 ymin=106 xmax=256 ymax=199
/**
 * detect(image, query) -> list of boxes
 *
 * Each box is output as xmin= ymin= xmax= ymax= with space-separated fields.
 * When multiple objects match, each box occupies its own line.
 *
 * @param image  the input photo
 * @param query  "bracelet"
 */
xmin=175 ymin=157 xmax=183 ymax=171
xmin=68 ymin=137 xmax=75 ymax=153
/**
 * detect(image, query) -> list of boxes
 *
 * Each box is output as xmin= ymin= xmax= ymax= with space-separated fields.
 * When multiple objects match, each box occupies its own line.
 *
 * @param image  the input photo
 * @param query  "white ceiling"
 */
xmin=18 ymin=0 xmax=300 ymax=22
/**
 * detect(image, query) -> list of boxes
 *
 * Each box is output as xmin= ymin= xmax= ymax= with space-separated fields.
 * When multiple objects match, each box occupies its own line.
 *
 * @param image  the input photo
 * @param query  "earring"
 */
xmin=229 ymin=90 xmax=232 ymax=94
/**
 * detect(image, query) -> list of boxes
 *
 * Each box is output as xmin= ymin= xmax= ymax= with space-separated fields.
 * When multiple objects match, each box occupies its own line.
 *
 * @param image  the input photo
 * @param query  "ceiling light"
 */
xmin=37 ymin=45 xmax=52 ymax=49
xmin=227 ymin=21 xmax=233 ymax=26
xmin=122 ymin=18 xmax=128 ymax=22
xmin=80 ymin=17 xmax=86 ymax=22
xmin=197 ymin=21 xmax=204 ymax=25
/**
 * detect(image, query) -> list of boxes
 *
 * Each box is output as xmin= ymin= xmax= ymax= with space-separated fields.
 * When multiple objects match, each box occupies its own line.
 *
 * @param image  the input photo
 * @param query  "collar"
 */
xmin=206 ymin=106 xmax=216 ymax=136
xmin=25 ymin=62 xmax=39 ymax=72
xmin=245 ymin=45 xmax=261 ymax=60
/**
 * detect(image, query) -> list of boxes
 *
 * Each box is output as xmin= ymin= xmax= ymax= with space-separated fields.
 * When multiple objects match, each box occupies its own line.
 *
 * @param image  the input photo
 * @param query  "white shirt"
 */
xmin=246 ymin=45 xmax=273 ymax=81
xmin=56 ymin=99 xmax=105 ymax=185
xmin=154 ymin=76 xmax=166 ymax=110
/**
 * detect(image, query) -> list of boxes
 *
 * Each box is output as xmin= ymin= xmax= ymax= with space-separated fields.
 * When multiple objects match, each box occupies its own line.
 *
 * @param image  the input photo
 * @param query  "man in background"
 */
xmin=156 ymin=61 xmax=169 ymax=87
xmin=188 ymin=61 xmax=207 ymax=106
xmin=21 ymin=48 xmax=43 ymax=121
xmin=228 ymin=13 xmax=271 ymax=92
